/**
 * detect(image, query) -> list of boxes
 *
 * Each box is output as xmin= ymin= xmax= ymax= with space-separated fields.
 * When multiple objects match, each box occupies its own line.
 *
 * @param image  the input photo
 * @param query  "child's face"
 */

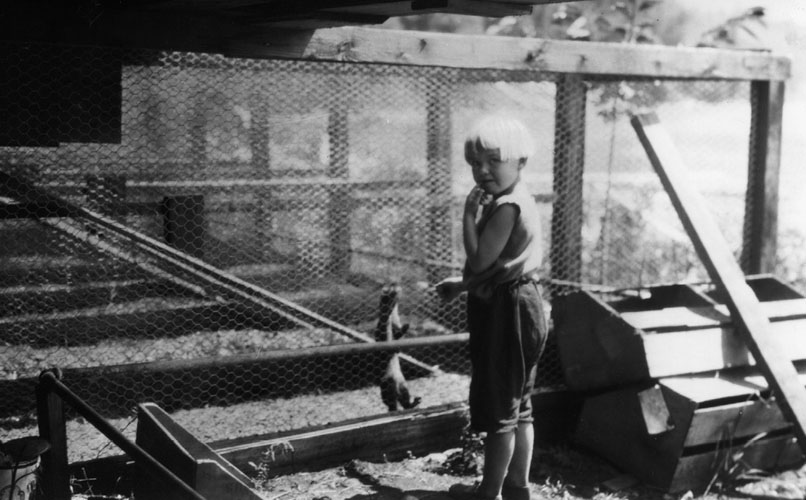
xmin=467 ymin=147 xmax=523 ymax=196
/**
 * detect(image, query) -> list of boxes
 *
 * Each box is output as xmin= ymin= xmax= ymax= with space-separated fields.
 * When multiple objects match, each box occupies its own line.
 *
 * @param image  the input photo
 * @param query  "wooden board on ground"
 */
xmin=214 ymin=402 xmax=468 ymax=477
xmin=631 ymin=112 xmax=806 ymax=454
xmin=575 ymin=371 xmax=805 ymax=492
xmin=134 ymin=402 xmax=266 ymax=500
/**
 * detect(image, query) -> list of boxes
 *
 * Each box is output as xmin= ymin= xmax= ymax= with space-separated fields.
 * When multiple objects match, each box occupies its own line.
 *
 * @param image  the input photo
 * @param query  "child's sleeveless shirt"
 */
xmin=463 ymin=180 xmax=543 ymax=300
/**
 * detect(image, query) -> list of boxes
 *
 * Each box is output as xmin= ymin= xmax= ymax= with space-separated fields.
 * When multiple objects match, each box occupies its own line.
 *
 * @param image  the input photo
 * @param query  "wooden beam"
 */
xmin=0 ymin=6 xmax=792 ymax=79
xmin=48 ymin=333 xmax=469 ymax=378
xmin=300 ymin=27 xmax=790 ymax=80
xmin=425 ymin=83 xmax=453 ymax=285
xmin=741 ymin=80 xmax=785 ymax=274
xmin=214 ymin=402 xmax=467 ymax=476
xmin=327 ymin=102 xmax=352 ymax=277
xmin=411 ymin=0 xmax=532 ymax=17
xmin=36 ymin=373 xmax=71 ymax=500
xmin=0 ymin=171 xmax=437 ymax=372
xmin=631 ymin=112 xmax=806 ymax=455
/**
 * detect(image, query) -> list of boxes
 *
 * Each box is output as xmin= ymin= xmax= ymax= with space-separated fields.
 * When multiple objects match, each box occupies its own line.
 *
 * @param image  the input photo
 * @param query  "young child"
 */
xmin=436 ymin=114 xmax=548 ymax=500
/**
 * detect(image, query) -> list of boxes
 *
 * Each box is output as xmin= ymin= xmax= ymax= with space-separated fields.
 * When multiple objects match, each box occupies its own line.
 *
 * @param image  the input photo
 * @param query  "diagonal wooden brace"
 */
xmin=631 ymin=112 xmax=806 ymax=454
xmin=0 ymin=170 xmax=438 ymax=373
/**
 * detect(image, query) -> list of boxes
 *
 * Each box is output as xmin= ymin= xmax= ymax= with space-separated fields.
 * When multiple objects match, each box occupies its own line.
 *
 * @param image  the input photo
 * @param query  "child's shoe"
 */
xmin=448 ymin=482 xmax=502 ymax=500
xmin=501 ymin=484 xmax=532 ymax=500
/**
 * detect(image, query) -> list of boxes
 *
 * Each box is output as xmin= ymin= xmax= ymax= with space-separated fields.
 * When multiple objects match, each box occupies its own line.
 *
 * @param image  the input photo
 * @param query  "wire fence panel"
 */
xmin=0 ymin=42 xmax=801 ymax=468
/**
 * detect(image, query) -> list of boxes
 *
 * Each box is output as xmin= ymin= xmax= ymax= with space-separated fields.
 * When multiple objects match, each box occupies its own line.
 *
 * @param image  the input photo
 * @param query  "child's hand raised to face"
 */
xmin=465 ymin=186 xmax=492 ymax=216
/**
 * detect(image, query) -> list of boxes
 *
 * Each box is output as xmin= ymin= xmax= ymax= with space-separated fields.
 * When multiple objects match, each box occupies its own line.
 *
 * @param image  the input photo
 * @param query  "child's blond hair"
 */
xmin=464 ymin=114 xmax=535 ymax=164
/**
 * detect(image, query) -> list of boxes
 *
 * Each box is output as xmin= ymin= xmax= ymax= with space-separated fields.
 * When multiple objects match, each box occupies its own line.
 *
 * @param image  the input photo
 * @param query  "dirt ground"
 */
xmin=257 ymin=444 xmax=806 ymax=500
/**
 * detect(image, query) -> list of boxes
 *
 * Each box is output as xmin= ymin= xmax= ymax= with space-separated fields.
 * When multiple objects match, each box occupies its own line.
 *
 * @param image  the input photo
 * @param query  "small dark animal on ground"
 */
xmin=375 ymin=283 xmax=420 ymax=412
xmin=380 ymin=352 xmax=422 ymax=412
xmin=373 ymin=282 xmax=410 ymax=342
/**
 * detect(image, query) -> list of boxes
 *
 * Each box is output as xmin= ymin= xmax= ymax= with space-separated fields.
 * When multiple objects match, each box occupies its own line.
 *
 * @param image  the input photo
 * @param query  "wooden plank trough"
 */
xmin=557 ymin=278 xmax=806 ymax=493
xmin=555 ymin=275 xmax=806 ymax=392
xmin=553 ymin=113 xmax=806 ymax=492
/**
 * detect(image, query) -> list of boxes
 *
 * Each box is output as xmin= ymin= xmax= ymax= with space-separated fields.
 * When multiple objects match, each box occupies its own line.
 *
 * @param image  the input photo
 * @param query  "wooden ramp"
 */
xmin=631 ymin=112 xmax=806 ymax=453
xmin=135 ymin=402 xmax=267 ymax=500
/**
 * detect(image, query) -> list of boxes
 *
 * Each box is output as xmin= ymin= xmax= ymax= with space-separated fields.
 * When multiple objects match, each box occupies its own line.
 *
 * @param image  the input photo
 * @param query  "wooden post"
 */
xmin=250 ymin=101 xmax=274 ymax=261
xmin=36 ymin=369 xmax=71 ymax=500
xmin=551 ymin=74 xmax=587 ymax=294
xmin=425 ymin=84 xmax=453 ymax=286
xmin=742 ymin=80 xmax=784 ymax=274
xmin=162 ymin=195 xmax=205 ymax=259
xmin=189 ymin=96 xmax=206 ymax=168
xmin=327 ymin=102 xmax=351 ymax=278
xmin=632 ymin=112 xmax=806 ymax=455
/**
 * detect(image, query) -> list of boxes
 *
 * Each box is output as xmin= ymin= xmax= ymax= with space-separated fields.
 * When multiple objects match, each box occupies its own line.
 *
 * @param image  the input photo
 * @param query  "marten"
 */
xmin=380 ymin=352 xmax=421 ymax=412
xmin=375 ymin=283 xmax=420 ymax=412
xmin=373 ymin=282 xmax=409 ymax=342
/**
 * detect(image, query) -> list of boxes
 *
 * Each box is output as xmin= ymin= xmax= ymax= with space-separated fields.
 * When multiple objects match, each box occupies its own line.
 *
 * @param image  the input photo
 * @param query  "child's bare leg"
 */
xmin=478 ymin=430 xmax=516 ymax=497
xmin=503 ymin=422 xmax=534 ymax=487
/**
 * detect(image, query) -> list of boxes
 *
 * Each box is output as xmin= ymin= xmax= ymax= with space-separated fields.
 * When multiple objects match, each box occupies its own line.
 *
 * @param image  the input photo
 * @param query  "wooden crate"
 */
xmin=553 ymin=275 xmax=806 ymax=391
xmin=574 ymin=370 xmax=806 ymax=492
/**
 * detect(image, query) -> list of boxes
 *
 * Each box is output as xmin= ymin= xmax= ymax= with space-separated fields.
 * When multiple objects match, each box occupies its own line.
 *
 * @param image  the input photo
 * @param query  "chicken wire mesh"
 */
xmin=0 ymin=42 xmax=789 ymax=467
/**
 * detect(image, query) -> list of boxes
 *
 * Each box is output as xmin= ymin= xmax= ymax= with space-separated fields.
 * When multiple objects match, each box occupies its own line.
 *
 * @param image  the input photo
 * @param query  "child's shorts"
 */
xmin=466 ymin=277 xmax=548 ymax=434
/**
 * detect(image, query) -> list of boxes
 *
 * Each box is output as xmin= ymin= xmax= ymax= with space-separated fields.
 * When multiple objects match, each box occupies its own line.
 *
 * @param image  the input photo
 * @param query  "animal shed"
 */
xmin=0 ymin=2 xmax=797 ymax=497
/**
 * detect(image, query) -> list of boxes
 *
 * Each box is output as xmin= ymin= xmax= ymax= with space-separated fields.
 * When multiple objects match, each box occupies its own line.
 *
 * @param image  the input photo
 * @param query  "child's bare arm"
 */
xmin=463 ymin=187 xmax=517 ymax=273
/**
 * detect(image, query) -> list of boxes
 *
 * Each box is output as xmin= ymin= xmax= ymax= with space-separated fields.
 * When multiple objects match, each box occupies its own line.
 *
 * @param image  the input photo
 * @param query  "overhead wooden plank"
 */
xmin=122 ymin=0 xmax=560 ymax=11
xmin=299 ymin=27 xmax=790 ymax=80
xmin=0 ymin=6 xmax=791 ymax=78
xmin=631 ymin=112 xmax=806 ymax=455
xmin=257 ymin=0 xmax=531 ymax=21
xmin=410 ymin=0 xmax=532 ymax=17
